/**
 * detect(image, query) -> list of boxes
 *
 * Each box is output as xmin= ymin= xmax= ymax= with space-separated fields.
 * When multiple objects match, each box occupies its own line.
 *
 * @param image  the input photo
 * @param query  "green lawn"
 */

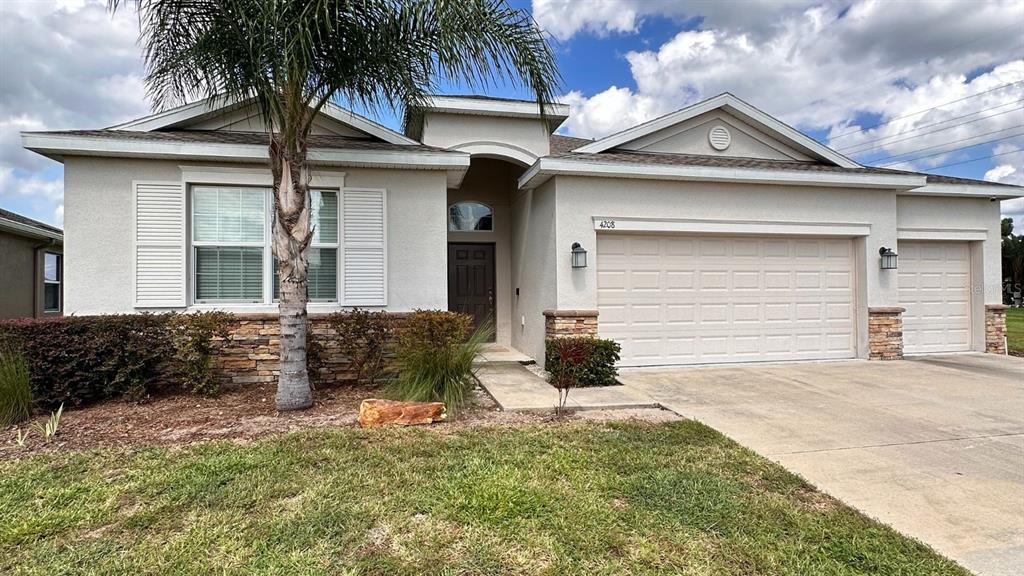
xmin=1 ymin=421 xmax=967 ymax=576
xmin=1007 ymin=307 xmax=1024 ymax=355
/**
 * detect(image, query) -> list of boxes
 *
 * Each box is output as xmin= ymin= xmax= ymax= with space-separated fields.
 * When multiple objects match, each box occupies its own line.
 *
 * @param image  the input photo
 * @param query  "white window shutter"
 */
xmin=133 ymin=181 xmax=186 ymax=307
xmin=341 ymin=188 xmax=387 ymax=306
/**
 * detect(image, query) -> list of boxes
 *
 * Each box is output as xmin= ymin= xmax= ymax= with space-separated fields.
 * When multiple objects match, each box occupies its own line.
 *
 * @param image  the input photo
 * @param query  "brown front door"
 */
xmin=448 ymin=243 xmax=495 ymax=338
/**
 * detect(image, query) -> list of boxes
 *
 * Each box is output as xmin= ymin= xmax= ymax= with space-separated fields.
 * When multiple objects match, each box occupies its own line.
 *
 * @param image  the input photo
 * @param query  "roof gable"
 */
xmin=109 ymin=97 xmax=418 ymax=146
xmin=572 ymin=93 xmax=859 ymax=168
xmin=614 ymin=109 xmax=815 ymax=161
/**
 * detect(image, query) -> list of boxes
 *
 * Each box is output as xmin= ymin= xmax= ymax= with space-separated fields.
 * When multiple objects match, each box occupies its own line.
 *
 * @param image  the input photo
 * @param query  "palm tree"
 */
xmin=109 ymin=0 xmax=560 ymax=410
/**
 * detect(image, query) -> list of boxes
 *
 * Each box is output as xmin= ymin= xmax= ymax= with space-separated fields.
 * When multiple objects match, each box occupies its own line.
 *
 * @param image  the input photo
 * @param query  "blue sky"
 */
xmin=2 ymin=0 xmax=1023 ymax=228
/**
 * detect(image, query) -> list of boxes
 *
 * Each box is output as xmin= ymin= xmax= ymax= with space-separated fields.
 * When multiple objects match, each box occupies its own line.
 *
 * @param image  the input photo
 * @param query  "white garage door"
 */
xmin=899 ymin=241 xmax=971 ymax=354
xmin=597 ymin=234 xmax=856 ymax=366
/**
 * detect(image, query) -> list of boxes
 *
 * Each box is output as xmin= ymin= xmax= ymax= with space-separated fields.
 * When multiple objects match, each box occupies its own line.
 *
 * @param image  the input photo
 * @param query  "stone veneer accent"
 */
xmin=212 ymin=313 xmax=406 ymax=387
xmin=868 ymin=307 xmax=905 ymax=360
xmin=985 ymin=304 xmax=1008 ymax=355
xmin=543 ymin=309 xmax=599 ymax=338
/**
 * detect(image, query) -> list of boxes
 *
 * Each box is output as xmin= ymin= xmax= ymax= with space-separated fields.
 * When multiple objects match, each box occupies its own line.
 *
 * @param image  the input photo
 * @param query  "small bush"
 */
xmin=389 ymin=310 xmax=488 ymax=416
xmin=545 ymin=337 xmax=621 ymax=389
xmin=325 ymin=309 xmax=395 ymax=386
xmin=0 ymin=345 xmax=32 ymax=427
xmin=167 ymin=312 xmax=233 ymax=396
xmin=0 ymin=312 xmax=233 ymax=408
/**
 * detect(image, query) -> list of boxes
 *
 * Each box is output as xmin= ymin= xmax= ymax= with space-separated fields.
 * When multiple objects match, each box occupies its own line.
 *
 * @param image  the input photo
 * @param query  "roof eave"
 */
xmin=0 ymin=217 xmax=63 ymax=242
xmin=518 ymin=157 xmax=925 ymax=191
xmin=21 ymin=132 xmax=470 ymax=185
xmin=422 ymin=96 xmax=569 ymax=132
xmin=901 ymin=182 xmax=1024 ymax=200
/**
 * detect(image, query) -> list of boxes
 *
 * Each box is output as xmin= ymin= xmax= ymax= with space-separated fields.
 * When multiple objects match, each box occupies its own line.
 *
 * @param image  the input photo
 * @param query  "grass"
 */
xmin=0 ymin=421 xmax=967 ymax=575
xmin=0 ymin=346 xmax=32 ymax=428
xmin=1007 ymin=307 xmax=1024 ymax=355
xmin=389 ymin=321 xmax=493 ymax=417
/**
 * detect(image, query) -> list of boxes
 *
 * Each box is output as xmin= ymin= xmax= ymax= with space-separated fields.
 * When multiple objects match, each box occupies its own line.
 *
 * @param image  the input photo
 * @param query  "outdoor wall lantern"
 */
xmin=879 ymin=247 xmax=898 ymax=270
xmin=571 ymin=242 xmax=588 ymax=268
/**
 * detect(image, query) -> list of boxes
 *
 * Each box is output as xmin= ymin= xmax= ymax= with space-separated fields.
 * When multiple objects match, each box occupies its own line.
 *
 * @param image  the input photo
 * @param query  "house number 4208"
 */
xmin=598 ymin=220 xmax=616 ymax=229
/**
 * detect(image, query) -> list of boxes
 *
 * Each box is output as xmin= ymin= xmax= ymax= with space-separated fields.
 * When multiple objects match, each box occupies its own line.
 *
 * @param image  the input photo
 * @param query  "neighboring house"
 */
xmin=20 ymin=93 xmax=1023 ymax=365
xmin=0 ymin=208 xmax=63 ymax=319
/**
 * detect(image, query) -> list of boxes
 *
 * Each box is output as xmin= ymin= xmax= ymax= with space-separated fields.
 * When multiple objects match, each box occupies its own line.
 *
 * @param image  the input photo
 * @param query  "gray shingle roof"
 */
xmin=26 ymin=130 xmax=448 ymax=152
xmin=0 ymin=208 xmax=63 ymax=235
xmin=547 ymin=135 xmax=1017 ymax=187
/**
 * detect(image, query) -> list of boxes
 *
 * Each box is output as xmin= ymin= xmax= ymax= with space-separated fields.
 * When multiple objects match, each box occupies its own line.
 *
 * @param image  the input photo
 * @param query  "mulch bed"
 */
xmin=1 ymin=384 xmax=556 ymax=460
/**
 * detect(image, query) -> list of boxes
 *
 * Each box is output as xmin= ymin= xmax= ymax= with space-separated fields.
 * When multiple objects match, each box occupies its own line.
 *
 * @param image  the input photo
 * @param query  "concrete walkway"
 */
xmin=476 ymin=362 xmax=658 ymax=412
xmin=618 ymin=354 xmax=1024 ymax=576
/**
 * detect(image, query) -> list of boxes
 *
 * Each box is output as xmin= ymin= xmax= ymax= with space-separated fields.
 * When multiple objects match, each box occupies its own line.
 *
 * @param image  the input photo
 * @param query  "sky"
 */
xmin=1 ymin=0 xmax=1023 ymax=229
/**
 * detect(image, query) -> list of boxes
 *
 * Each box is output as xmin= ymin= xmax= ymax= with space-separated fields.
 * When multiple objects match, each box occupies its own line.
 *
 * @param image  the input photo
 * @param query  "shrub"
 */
xmin=0 ymin=312 xmax=233 ymax=408
xmin=166 ymin=312 xmax=233 ymax=396
xmin=389 ymin=310 xmax=488 ymax=416
xmin=0 ymin=345 xmax=32 ymax=427
xmin=545 ymin=337 xmax=621 ymax=390
xmin=325 ymin=309 xmax=395 ymax=386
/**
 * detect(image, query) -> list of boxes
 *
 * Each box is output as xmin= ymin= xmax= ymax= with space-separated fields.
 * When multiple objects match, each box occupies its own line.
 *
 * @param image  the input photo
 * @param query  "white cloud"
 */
xmin=552 ymin=0 xmax=1024 ymax=175
xmin=0 ymin=0 xmax=145 ymax=225
xmin=533 ymin=0 xmax=815 ymax=42
xmin=986 ymin=144 xmax=1024 ymax=187
xmin=559 ymin=87 xmax=669 ymax=139
xmin=0 ymin=168 xmax=64 ymax=201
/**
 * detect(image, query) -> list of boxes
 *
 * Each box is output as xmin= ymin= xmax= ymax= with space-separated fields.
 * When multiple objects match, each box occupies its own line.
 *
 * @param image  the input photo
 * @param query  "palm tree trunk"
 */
xmin=270 ymin=135 xmax=313 ymax=411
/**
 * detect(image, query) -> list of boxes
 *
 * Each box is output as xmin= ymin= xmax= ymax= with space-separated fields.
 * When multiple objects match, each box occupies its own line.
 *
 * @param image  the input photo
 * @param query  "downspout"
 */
xmin=31 ymin=238 xmax=57 ymax=318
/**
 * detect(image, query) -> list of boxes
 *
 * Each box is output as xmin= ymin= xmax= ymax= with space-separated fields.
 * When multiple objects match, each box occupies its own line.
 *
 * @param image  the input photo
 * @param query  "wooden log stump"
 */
xmin=358 ymin=399 xmax=446 ymax=428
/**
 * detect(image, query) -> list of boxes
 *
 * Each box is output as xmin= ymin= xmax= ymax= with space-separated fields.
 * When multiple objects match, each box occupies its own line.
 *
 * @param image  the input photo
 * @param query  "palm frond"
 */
xmin=109 ymin=0 xmax=561 ymax=141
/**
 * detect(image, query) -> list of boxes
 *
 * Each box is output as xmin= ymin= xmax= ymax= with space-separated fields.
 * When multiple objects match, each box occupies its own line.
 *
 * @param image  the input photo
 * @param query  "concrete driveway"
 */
xmin=619 ymin=354 xmax=1024 ymax=576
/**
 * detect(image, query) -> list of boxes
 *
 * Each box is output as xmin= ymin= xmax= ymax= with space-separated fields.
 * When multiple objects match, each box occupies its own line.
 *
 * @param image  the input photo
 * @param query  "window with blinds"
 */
xmin=192 ymin=186 xmax=267 ymax=303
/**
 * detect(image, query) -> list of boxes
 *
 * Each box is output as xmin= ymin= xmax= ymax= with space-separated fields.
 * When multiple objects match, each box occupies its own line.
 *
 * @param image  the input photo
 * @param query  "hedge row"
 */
xmin=0 ymin=312 xmax=230 ymax=409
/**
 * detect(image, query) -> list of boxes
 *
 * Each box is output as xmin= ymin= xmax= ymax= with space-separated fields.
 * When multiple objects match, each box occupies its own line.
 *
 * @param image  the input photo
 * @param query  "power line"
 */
xmin=922 ymin=147 xmax=1022 ymax=171
xmin=829 ymin=81 xmax=1024 ymax=141
xmin=833 ymin=97 xmax=1024 ymax=151
xmin=838 ymin=106 xmax=1024 ymax=154
xmin=878 ymin=132 xmax=1024 ymax=167
xmin=869 ymin=125 xmax=1024 ymax=163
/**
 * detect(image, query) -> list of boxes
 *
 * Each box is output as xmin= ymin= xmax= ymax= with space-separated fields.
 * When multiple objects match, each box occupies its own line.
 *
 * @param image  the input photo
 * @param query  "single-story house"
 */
xmin=21 ymin=92 xmax=1021 ymax=365
xmin=0 ymin=208 xmax=63 ymax=319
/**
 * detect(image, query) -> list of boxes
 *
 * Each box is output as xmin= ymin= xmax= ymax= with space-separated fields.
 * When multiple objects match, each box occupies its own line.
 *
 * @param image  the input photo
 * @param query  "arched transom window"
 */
xmin=448 ymin=201 xmax=493 ymax=231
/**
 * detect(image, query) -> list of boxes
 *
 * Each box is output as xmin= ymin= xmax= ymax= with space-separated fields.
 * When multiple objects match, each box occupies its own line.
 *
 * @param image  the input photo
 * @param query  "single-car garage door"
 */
xmin=899 ymin=241 xmax=971 ymax=354
xmin=598 ymin=234 xmax=856 ymax=366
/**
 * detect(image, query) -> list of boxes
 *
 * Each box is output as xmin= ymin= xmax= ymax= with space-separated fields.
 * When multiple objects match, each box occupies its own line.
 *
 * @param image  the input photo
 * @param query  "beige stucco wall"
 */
xmin=419 ymin=112 xmax=551 ymax=164
xmin=447 ymin=158 xmax=523 ymax=346
xmin=510 ymin=179 xmax=558 ymax=362
xmin=63 ymin=156 xmax=448 ymax=315
xmin=896 ymin=195 xmax=1003 ymax=305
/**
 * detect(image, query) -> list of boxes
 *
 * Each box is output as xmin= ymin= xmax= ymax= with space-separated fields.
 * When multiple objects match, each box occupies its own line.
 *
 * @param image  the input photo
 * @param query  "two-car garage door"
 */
xmin=597 ymin=234 xmax=857 ymax=366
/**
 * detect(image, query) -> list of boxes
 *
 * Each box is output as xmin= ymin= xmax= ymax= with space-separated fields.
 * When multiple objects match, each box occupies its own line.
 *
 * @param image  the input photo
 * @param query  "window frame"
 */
xmin=447 ymin=201 xmax=494 ymax=232
xmin=190 ymin=185 xmax=269 ymax=304
xmin=42 ymin=252 xmax=61 ymax=313
xmin=189 ymin=185 xmax=341 ymax=305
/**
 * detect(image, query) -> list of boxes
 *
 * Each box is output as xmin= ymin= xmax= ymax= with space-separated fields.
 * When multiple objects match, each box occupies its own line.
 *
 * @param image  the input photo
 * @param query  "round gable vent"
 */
xmin=708 ymin=125 xmax=731 ymax=151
